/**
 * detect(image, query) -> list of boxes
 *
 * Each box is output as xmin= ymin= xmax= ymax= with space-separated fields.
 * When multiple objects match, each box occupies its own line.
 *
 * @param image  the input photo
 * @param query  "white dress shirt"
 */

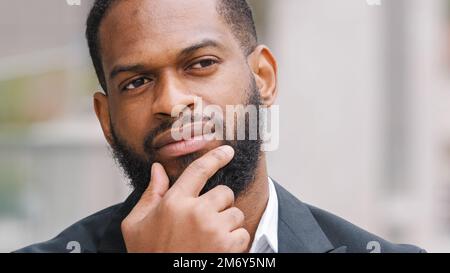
xmin=249 ymin=177 xmax=279 ymax=253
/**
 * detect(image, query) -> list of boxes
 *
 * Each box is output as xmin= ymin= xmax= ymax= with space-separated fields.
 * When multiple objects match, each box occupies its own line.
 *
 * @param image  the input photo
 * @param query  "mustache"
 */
xmin=142 ymin=118 xmax=175 ymax=155
xmin=143 ymin=114 xmax=216 ymax=155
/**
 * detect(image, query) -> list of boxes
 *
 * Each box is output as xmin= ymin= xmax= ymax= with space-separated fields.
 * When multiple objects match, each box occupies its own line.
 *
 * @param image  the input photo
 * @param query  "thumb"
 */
xmin=146 ymin=162 xmax=170 ymax=198
xmin=133 ymin=163 xmax=170 ymax=214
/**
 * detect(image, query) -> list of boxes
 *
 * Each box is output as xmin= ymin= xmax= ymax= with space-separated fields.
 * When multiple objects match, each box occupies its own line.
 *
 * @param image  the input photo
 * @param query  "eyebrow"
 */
xmin=109 ymin=39 xmax=223 ymax=80
xmin=178 ymin=39 xmax=222 ymax=59
xmin=109 ymin=64 xmax=146 ymax=80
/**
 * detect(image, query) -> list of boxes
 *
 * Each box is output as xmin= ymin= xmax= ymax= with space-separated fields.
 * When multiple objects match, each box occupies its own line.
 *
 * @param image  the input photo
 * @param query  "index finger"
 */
xmin=171 ymin=145 xmax=235 ymax=197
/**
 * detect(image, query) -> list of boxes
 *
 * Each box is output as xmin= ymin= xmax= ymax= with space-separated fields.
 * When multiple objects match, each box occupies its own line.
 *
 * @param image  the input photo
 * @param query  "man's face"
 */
xmin=96 ymin=0 xmax=264 ymax=194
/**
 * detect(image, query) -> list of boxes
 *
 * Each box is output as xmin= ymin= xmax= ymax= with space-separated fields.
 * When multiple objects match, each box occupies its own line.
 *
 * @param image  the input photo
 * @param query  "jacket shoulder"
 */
xmin=307 ymin=204 xmax=426 ymax=253
xmin=14 ymin=204 xmax=122 ymax=253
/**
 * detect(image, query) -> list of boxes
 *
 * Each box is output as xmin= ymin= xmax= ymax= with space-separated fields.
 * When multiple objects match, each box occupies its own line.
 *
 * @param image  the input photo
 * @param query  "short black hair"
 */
xmin=85 ymin=0 xmax=258 ymax=93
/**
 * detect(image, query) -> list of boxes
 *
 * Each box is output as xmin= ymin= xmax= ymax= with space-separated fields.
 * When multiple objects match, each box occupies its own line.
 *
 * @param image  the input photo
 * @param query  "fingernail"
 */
xmin=220 ymin=145 xmax=235 ymax=157
xmin=151 ymin=163 xmax=157 ymax=179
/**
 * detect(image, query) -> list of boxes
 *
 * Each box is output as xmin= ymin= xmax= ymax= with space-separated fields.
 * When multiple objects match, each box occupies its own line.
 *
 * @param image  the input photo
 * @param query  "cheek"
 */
xmin=201 ymin=87 xmax=250 ymax=112
xmin=196 ymin=68 xmax=251 ymax=107
xmin=111 ymin=99 xmax=154 ymax=152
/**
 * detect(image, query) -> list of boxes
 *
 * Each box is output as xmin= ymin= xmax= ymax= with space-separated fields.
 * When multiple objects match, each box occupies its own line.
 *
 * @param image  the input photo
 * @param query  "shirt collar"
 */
xmin=249 ymin=177 xmax=279 ymax=253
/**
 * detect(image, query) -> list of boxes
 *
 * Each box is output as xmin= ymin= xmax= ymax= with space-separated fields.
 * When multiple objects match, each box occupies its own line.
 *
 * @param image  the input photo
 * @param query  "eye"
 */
xmin=189 ymin=59 xmax=218 ymax=70
xmin=123 ymin=77 xmax=151 ymax=91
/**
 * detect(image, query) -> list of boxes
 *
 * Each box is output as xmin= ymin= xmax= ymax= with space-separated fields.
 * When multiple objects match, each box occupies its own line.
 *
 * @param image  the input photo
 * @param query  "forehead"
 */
xmin=99 ymin=0 xmax=236 ymax=69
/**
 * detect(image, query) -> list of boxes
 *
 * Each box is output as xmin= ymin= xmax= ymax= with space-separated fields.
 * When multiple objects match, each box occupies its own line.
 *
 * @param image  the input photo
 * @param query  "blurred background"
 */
xmin=0 ymin=0 xmax=449 ymax=252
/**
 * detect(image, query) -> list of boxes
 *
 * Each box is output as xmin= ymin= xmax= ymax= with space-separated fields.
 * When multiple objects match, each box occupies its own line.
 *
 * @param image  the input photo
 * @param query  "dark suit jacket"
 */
xmin=16 ymin=181 xmax=425 ymax=253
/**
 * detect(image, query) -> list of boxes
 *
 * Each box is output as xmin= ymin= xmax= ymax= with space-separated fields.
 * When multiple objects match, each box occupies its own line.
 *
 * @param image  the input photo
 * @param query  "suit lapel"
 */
xmin=328 ymin=246 xmax=348 ymax=253
xmin=97 ymin=190 xmax=142 ymax=253
xmin=274 ymin=181 xmax=347 ymax=253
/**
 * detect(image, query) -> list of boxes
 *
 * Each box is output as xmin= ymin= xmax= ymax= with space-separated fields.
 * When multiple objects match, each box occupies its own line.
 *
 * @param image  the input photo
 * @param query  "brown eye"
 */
xmin=124 ymin=77 xmax=151 ymax=91
xmin=189 ymin=59 xmax=218 ymax=69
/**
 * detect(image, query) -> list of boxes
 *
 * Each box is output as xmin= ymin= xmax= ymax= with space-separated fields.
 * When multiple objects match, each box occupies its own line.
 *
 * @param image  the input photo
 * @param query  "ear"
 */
xmin=93 ymin=92 xmax=114 ymax=146
xmin=248 ymin=45 xmax=278 ymax=107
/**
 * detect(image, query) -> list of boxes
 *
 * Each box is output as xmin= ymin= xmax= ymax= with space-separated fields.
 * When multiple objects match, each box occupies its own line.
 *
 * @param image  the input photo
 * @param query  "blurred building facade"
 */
xmin=1 ymin=0 xmax=450 ymax=252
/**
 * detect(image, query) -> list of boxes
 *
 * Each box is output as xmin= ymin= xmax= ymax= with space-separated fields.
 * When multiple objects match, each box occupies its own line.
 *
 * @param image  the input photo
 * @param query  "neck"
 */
xmin=234 ymin=153 xmax=270 ymax=252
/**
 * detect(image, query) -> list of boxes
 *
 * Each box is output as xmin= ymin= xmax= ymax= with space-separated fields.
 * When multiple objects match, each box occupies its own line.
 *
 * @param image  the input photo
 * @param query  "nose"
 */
xmin=152 ymin=72 xmax=196 ymax=119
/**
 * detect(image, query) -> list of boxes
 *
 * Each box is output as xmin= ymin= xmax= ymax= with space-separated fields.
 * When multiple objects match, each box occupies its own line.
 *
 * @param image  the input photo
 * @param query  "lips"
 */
xmin=153 ymin=121 xmax=217 ymax=158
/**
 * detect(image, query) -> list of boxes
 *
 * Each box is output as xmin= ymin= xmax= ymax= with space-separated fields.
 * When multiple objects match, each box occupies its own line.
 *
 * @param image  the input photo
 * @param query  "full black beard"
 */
xmin=110 ymin=78 xmax=262 ymax=197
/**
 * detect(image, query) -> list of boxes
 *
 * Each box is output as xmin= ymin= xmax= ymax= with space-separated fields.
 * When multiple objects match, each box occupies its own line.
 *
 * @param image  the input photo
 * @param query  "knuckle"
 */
xmin=216 ymin=184 xmax=232 ymax=194
xmin=240 ymin=230 xmax=251 ymax=245
xmin=120 ymin=219 xmax=133 ymax=234
xmin=220 ymin=239 xmax=234 ymax=252
xmin=231 ymin=208 xmax=245 ymax=224
xmin=213 ymin=232 xmax=231 ymax=250
xmin=222 ymin=186 xmax=235 ymax=200
xmin=230 ymin=230 xmax=250 ymax=252
xmin=202 ymin=221 xmax=219 ymax=235
xmin=215 ymin=242 xmax=227 ymax=253
xmin=192 ymin=203 xmax=206 ymax=218
xmin=214 ymin=185 xmax=234 ymax=203
xmin=190 ymin=160 xmax=210 ymax=178
xmin=160 ymin=197 xmax=178 ymax=213
xmin=191 ymin=159 xmax=207 ymax=170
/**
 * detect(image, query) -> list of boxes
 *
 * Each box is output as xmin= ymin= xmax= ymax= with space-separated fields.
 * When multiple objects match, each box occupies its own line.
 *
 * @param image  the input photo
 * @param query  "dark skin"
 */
xmin=93 ymin=0 xmax=278 ymax=252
